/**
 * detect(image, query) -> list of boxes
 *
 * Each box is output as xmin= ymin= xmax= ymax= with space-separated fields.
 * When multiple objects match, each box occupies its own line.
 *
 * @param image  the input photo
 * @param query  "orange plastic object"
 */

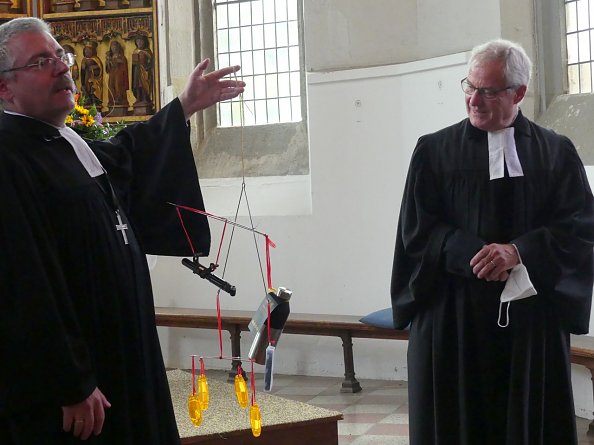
xmin=188 ymin=393 xmax=202 ymax=426
xmin=250 ymin=403 xmax=262 ymax=437
xmin=234 ymin=374 xmax=249 ymax=408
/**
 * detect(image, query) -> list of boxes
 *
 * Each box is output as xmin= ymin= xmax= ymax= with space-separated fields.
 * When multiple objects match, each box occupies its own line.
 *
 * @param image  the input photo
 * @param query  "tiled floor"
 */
xmin=253 ymin=371 xmax=594 ymax=445
xmin=188 ymin=369 xmax=594 ymax=444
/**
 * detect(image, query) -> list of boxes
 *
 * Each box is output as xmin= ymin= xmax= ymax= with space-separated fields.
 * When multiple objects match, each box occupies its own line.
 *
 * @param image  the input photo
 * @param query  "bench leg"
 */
xmin=340 ymin=332 xmax=362 ymax=393
xmin=588 ymin=367 xmax=594 ymax=436
xmin=227 ymin=325 xmax=246 ymax=383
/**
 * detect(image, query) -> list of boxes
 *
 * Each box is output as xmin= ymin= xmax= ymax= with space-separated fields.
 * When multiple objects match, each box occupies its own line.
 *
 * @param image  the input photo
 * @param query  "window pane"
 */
xmin=277 ymin=47 xmax=289 ymax=72
xmin=231 ymin=101 xmax=243 ymax=125
xmin=218 ymin=29 xmax=229 ymax=53
xmin=289 ymin=45 xmax=300 ymax=71
xmin=580 ymin=62 xmax=592 ymax=92
xmin=240 ymin=1 xmax=252 ymax=26
xmin=216 ymin=4 xmax=228 ymax=29
xmin=290 ymin=71 xmax=301 ymax=96
xmin=219 ymin=102 xmax=231 ymax=127
xmin=253 ymin=50 xmax=265 ymax=74
xmin=218 ymin=53 xmax=230 ymax=70
xmin=275 ymin=0 xmax=288 ymax=22
xmin=267 ymin=98 xmax=280 ymax=123
xmin=568 ymin=64 xmax=580 ymax=93
xmin=276 ymin=22 xmax=288 ymax=47
xmin=265 ymin=49 xmax=277 ymax=72
xmin=229 ymin=27 xmax=241 ymax=52
xmin=228 ymin=3 xmax=240 ymax=28
xmin=266 ymin=73 xmax=279 ymax=97
xmin=243 ymin=100 xmax=256 ymax=125
xmin=567 ymin=32 xmax=579 ymax=64
xmin=278 ymin=72 xmax=290 ymax=96
xmin=579 ymin=30 xmax=591 ymax=60
xmin=251 ymin=1 xmax=264 ymax=25
xmin=279 ymin=97 xmax=292 ymax=121
xmin=229 ymin=52 xmax=241 ymax=67
xmin=243 ymin=76 xmax=254 ymax=100
xmin=577 ymin=0 xmax=589 ymax=30
xmin=241 ymin=51 xmax=254 ymax=76
xmin=254 ymin=75 xmax=266 ymax=99
xmin=215 ymin=0 xmax=303 ymax=126
xmin=288 ymin=20 xmax=299 ymax=46
xmin=252 ymin=25 xmax=264 ymax=50
xmin=241 ymin=27 xmax=253 ymax=51
xmin=263 ymin=0 xmax=276 ymax=23
xmin=264 ymin=23 xmax=276 ymax=48
xmin=255 ymin=100 xmax=268 ymax=125
xmin=287 ymin=0 xmax=298 ymax=20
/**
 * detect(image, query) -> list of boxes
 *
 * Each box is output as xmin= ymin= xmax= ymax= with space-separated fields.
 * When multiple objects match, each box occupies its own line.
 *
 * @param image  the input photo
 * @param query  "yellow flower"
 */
xmin=81 ymin=115 xmax=95 ymax=127
xmin=75 ymin=104 xmax=89 ymax=115
xmin=65 ymin=115 xmax=73 ymax=124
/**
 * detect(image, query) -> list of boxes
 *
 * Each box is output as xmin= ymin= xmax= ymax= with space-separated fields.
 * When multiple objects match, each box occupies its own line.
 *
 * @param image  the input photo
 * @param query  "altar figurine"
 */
xmin=106 ymin=39 xmax=129 ymax=116
xmin=80 ymin=41 xmax=104 ymax=108
xmin=131 ymin=35 xmax=154 ymax=115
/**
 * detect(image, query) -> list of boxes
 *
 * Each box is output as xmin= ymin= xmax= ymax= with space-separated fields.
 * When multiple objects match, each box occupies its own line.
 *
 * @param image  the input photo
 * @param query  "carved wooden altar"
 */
xmin=37 ymin=0 xmax=159 ymax=121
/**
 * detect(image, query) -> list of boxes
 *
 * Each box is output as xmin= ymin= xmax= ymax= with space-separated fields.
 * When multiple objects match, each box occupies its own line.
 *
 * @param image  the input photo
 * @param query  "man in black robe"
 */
xmin=391 ymin=39 xmax=594 ymax=444
xmin=0 ymin=18 xmax=245 ymax=444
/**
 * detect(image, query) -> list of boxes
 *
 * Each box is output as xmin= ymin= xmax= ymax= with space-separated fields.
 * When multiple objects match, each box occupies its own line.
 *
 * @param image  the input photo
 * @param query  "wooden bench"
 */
xmin=154 ymin=307 xmax=408 ymax=393
xmin=155 ymin=306 xmax=594 ymax=433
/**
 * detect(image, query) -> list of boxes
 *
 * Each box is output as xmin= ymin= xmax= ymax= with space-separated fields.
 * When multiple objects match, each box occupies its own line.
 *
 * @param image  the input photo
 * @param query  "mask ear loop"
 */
xmin=498 ymin=301 xmax=510 ymax=328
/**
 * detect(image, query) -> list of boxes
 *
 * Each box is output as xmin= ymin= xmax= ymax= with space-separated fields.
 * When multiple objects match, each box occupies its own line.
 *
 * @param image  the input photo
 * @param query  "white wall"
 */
xmin=151 ymin=52 xmax=469 ymax=380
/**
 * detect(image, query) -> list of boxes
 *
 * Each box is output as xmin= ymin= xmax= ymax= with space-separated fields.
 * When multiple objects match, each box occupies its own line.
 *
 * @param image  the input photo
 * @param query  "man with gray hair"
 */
xmin=391 ymin=39 xmax=594 ymax=444
xmin=0 ymin=17 xmax=244 ymax=444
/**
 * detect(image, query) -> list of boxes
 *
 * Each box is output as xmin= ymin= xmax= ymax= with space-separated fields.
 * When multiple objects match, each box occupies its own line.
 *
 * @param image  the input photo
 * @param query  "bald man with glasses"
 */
xmin=391 ymin=39 xmax=594 ymax=444
xmin=0 ymin=17 xmax=244 ymax=445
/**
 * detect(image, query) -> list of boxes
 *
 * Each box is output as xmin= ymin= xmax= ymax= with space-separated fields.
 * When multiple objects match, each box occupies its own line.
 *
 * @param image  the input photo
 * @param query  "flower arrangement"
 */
xmin=65 ymin=94 xmax=126 ymax=140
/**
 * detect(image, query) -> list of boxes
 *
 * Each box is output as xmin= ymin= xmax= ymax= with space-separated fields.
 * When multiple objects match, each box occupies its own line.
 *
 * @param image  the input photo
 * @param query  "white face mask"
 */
xmin=497 ymin=263 xmax=537 ymax=327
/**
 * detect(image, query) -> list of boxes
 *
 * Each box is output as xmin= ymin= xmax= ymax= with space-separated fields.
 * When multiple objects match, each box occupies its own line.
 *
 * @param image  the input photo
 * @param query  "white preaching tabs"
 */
xmin=58 ymin=125 xmax=104 ymax=178
xmin=487 ymin=127 xmax=524 ymax=180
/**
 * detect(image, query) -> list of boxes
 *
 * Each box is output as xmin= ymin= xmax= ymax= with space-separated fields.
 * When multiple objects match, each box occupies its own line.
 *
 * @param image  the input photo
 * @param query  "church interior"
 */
xmin=3 ymin=0 xmax=594 ymax=443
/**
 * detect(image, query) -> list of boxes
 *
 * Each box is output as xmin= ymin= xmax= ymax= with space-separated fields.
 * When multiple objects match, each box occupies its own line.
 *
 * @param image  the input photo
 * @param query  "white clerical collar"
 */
xmin=4 ymin=110 xmax=104 ymax=178
xmin=487 ymin=127 xmax=524 ymax=180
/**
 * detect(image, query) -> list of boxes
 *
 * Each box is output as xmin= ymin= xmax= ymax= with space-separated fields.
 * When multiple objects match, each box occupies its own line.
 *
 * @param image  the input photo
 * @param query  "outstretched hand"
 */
xmin=178 ymin=58 xmax=246 ymax=120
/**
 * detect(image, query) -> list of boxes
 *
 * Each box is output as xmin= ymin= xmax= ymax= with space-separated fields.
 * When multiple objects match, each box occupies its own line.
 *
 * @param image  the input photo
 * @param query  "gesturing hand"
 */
xmin=178 ymin=58 xmax=246 ymax=120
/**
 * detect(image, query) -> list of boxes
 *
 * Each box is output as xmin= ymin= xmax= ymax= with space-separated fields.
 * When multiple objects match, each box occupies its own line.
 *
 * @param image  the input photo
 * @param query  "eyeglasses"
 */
xmin=1 ymin=53 xmax=76 ymax=74
xmin=460 ymin=77 xmax=516 ymax=100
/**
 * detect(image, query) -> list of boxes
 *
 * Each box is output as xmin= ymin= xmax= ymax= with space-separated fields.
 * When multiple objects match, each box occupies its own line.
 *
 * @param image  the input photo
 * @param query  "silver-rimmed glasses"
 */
xmin=1 ymin=53 xmax=76 ymax=74
xmin=460 ymin=77 xmax=516 ymax=100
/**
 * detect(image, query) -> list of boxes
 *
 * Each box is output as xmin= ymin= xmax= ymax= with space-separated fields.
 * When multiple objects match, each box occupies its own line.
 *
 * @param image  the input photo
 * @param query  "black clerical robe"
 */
xmin=0 ymin=99 xmax=209 ymax=444
xmin=391 ymin=111 xmax=594 ymax=445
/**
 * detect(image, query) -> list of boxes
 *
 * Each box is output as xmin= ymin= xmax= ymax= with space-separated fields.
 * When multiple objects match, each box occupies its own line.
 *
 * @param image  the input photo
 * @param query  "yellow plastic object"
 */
xmin=234 ymin=374 xmax=249 ymax=408
xmin=188 ymin=394 xmax=202 ymax=426
xmin=250 ymin=403 xmax=262 ymax=437
xmin=198 ymin=374 xmax=209 ymax=410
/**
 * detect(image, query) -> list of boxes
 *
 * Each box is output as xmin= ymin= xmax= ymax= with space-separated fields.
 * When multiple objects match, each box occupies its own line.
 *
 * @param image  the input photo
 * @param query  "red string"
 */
xmin=250 ymin=359 xmax=256 ymax=405
xmin=265 ymin=235 xmax=276 ymax=290
xmin=176 ymin=207 xmax=196 ymax=256
xmin=199 ymin=357 xmax=205 ymax=376
xmin=237 ymin=364 xmax=243 ymax=376
xmin=216 ymin=292 xmax=223 ymax=358
xmin=191 ymin=355 xmax=196 ymax=395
